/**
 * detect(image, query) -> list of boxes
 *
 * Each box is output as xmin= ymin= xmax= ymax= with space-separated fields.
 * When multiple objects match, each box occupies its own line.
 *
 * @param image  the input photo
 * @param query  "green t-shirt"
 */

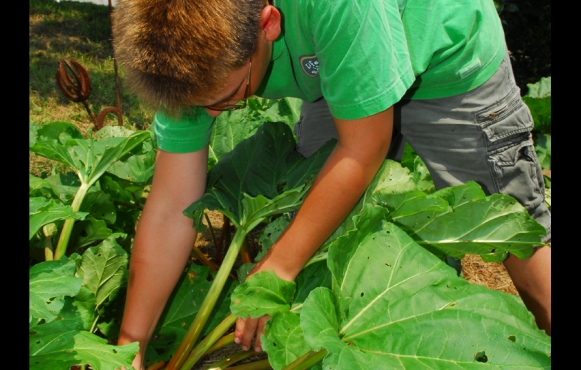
xmin=154 ymin=0 xmax=505 ymax=153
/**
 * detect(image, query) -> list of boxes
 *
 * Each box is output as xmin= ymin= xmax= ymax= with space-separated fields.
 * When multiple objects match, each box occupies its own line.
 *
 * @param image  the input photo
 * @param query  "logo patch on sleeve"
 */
xmin=299 ymin=55 xmax=320 ymax=77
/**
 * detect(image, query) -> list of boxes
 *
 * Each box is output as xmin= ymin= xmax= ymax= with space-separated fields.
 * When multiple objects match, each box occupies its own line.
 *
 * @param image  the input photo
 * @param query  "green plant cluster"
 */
xmin=30 ymin=91 xmax=551 ymax=368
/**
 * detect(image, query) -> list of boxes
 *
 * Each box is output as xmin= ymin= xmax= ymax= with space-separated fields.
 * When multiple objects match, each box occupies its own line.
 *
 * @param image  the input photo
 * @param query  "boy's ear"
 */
xmin=260 ymin=5 xmax=281 ymax=41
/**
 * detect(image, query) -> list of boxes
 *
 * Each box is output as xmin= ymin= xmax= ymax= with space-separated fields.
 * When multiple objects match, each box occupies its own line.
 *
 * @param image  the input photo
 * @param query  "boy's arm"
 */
xmin=117 ymin=147 xmax=209 ymax=370
xmin=236 ymin=107 xmax=394 ymax=351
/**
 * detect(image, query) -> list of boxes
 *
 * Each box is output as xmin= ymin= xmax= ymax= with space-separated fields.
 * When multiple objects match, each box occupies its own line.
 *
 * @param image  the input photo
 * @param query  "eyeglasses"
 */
xmin=203 ymin=43 xmax=255 ymax=112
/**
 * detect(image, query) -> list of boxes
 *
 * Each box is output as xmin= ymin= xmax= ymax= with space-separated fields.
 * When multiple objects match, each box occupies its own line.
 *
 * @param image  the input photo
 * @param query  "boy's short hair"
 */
xmin=113 ymin=0 xmax=263 ymax=115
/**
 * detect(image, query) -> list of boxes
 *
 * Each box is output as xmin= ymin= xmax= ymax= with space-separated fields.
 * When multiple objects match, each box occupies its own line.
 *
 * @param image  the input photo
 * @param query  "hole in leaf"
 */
xmin=273 ymin=342 xmax=277 ymax=347
xmin=360 ymin=292 xmax=364 ymax=297
xmin=113 ymin=349 xmax=118 ymax=354
xmin=474 ymin=351 xmax=488 ymax=363
xmin=508 ymin=335 xmax=516 ymax=342
xmin=206 ymin=274 xmax=214 ymax=282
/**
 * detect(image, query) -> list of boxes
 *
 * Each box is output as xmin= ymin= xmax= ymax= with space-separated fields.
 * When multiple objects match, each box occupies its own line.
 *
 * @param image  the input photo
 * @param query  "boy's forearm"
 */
xmin=117 ymin=211 xmax=197 ymax=358
xmin=254 ymin=141 xmax=389 ymax=279
xmin=117 ymin=148 xmax=209 ymax=367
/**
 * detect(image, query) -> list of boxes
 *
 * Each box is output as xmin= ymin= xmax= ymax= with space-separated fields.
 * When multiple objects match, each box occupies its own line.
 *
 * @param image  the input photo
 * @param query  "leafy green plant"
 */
xmin=29 ymin=122 xmax=152 ymax=260
xmin=30 ymin=237 xmax=138 ymax=370
xmin=136 ymin=121 xmax=549 ymax=370
xmin=29 ymin=93 xmax=551 ymax=370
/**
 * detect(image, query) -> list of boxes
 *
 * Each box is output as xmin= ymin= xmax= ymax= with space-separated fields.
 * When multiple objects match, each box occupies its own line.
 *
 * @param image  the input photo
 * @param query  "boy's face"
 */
xmin=203 ymin=38 xmax=272 ymax=117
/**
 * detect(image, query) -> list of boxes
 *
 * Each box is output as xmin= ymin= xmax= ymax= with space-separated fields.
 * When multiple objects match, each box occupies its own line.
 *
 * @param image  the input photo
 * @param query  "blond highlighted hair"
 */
xmin=113 ymin=0 xmax=263 ymax=114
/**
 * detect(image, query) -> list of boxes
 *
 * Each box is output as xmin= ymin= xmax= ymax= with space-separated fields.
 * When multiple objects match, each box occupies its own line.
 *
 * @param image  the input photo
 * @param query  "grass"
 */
xmin=29 ymin=0 xmax=154 ymax=139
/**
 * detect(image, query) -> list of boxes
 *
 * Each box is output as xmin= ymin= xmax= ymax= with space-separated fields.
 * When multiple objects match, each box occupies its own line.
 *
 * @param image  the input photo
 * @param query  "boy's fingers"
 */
xmin=241 ymin=316 xmax=259 ymax=351
xmin=234 ymin=316 xmax=246 ymax=344
xmin=254 ymin=315 xmax=270 ymax=352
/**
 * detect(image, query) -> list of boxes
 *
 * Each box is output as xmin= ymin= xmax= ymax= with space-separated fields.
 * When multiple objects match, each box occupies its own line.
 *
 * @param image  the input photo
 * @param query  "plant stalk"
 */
xmin=224 ymin=359 xmax=272 ymax=370
xmin=206 ymin=349 xmax=259 ymax=370
xmin=181 ymin=314 xmax=237 ymax=369
xmin=54 ymin=182 xmax=90 ymax=260
xmin=281 ymin=349 xmax=327 ymax=370
xmin=191 ymin=244 xmax=220 ymax=271
xmin=206 ymin=333 xmax=235 ymax=354
xmin=168 ymin=228 xmax=247 ymax=370
xmin=42 ymin=223 xmax=57 ymax=261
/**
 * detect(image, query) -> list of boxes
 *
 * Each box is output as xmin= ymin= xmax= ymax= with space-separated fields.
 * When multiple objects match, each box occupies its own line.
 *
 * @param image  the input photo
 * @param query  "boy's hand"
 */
xmin=234 ymin=315 xmax=271 ymax=352
xmin=233 ymin=252 xmax=296 ymax=352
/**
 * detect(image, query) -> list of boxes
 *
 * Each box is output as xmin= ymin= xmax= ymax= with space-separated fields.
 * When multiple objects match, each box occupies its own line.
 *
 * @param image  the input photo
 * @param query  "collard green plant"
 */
xmin=166 ymin=121 xmax=334 ymax=369
xmin=231 ymin=203 xmax=551 ymax=369
xmin=178 ymin=122 xmax=548 ymax=369
xmin=29 ymin=100 xmax=551 ymax=369
xmin=29 ymin=122 xmax=152 ymax=260
xmin=29 ymin=237 xmax=138 ymax=370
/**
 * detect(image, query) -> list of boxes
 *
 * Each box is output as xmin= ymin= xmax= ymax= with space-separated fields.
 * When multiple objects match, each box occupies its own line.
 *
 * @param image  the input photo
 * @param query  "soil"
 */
xmin=181 ymin=210 xmax=519 ymax=370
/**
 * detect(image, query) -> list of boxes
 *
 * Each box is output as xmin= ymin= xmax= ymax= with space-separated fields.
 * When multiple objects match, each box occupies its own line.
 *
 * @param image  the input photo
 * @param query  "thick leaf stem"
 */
xmin=205 ymin=349 xmax=259 ymax=369
xmin=206 ymin=333 xmax=235 ymax=354
xmin=169 ymin=228 xmax=247 ymax=370
xmin=191 ymin=244 xmax=220 ymax=272
xmin=54 ymin=182 xmax=90 ymax=260
xmin=42 ymin=223 xmax=57 ymax=261
xmin=223 ymin=359 xmax=272 ymax=370
xmin=181 ymin=314 xmax=237 ymax=370
xmin=281 ymin=349 xmax=327 ymax=370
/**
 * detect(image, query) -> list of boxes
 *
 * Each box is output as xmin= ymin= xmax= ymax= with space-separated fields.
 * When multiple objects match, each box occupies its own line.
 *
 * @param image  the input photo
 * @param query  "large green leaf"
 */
xmin=30 ymin=318 xmax=138 ymax=370
xmin=400 ymin=143 xmax=435 ymax=193
xmin=42 ymin=172 xmax=82 ymax=204
xmin=29 ymin=174 xmax=59 ymax=200
xmin=300 ymin=205 xmax=551 ymax=369
xmin=262 ymin=310 xmax=312 ymax=370
xmin=30 ymin=122 xmax=151 ymax=187
xmin=375 ymin=181 xmax=547 ymax=261
xmin=318 ymin=160 xmax=417 ymax=254
xmin=69 ymin=216 xmax=115 ymax=251
xmin=185 ymin=122 xmax=334 ymax=232
xmin=80 ymin=192 xmax=117 ymax=225
xmin=29 ymin=197 xmax=88 ymax=240
xmin=231 ymin=270 xmax=296 ymax=319
xmin=229 ymin=262 xmax=331 ymax=370
xmin=208 ymin=97 xmax=301 ymax=170
xmin=29 ymin=257 xmax=83 ymax=325
xmin=76 ymin=237 xmax=129 ymax=312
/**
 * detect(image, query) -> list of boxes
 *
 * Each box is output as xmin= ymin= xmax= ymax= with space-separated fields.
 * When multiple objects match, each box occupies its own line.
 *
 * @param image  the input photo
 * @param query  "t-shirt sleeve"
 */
xmin=308 ymin=0 xmax=415 ymax=120
xmin=153 ymin=107 xmax=215 ymax=153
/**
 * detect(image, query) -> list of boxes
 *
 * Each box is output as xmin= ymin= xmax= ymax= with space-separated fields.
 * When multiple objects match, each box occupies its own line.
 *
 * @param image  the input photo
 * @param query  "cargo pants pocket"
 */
xmin=476 ymin=86 xmax=545 ymax=212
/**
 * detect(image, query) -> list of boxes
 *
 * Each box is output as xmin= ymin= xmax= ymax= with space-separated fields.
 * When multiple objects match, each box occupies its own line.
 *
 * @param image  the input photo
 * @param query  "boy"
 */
xmin=113 ymin=1 xmax=551 ymax=368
